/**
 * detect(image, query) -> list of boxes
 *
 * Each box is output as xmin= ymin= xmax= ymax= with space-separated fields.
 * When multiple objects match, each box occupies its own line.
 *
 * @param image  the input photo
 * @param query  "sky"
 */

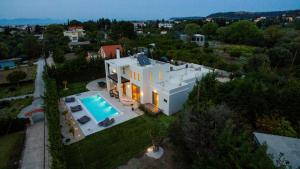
xmin=0 ymin=0 xmax=300 ymax=20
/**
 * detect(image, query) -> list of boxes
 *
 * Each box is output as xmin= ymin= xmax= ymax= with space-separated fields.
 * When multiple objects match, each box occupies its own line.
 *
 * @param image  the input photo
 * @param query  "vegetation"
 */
xmin=0 ymin=83 xmax=34 ymax=99
xmin=65 ymin=115 xmax=175 ymax=169
xmin=59 ymin=81 xmax=88 ymax=97
xmin=0 ymin=97 xmax=33 ymax=118
xmin=47 ymin=57 xmax=105 ymax=83
xmin=6 ymin=71 xmax=27 ymax=86
xmin=217 ymin=20 xmax=264 ymax=46
xmin=44 ymin=75 xmax=66 ymax=169
xmin=0 ymin=131 xmax=25 ymax=169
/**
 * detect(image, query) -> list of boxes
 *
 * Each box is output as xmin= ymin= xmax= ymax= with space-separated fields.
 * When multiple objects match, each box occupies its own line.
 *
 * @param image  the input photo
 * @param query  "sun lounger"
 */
xmin=65 ymin=97 xmax=75 ymax=103
xmin=98 ymin=118 xmax=115 ymax=127
xmin=77 ymin=115 xmax=91 ymax=124
xmin=70 ymin=105 xmax=82 ymax=112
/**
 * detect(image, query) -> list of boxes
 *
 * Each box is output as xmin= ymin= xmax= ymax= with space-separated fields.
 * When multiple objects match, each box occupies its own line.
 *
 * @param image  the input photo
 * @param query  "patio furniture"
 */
xmin=97 ymin=81 xmax=106 ymax=88
xmin=120 ymin=96 xmax=134 ymax=106
xmin=77 ymin=115 xmax=91 ymax=125
xmin=65 ymin=97 xmax=75 ymax=103
xmin=114 ymin=91 xmax=119 ymax=99
xmin=109 ymin=90 xmax=115 ymax=97
xmin=70 ymin=105 xmax=82 ymax=112
xmin=98 ymin=118 xmax=115 ymax=127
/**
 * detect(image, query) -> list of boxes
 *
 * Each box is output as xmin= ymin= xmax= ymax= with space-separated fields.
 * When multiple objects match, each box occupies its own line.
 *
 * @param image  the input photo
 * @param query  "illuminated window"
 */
xmin=150 ymin=71 xmax=153 ymax=81
xmin=159 ymin=71 xmax=163 ymax=81
xmin=130 ymin=70 xmax=132 ymax=78
xmin=138 ymin=73 xmax=140 ymax=81
xmin=134 ymin=72 xmax=136 ymax=80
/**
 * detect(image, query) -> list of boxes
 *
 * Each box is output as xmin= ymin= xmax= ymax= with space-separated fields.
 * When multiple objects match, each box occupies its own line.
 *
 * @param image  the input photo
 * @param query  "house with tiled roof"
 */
xmin=98 ymin=45 xmax=123 ymax=59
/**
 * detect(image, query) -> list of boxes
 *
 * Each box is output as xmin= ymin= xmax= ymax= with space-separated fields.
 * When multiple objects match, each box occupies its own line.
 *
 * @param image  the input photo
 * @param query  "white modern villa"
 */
xmin=104 ymin=49 xmax=212 ymax=115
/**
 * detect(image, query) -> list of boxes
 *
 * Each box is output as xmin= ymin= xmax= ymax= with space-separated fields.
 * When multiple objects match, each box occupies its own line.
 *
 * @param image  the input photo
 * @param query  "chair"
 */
xmin=77 ymin=116 xmax=91 ymax=124
xmin=70 ymin=105 xmax=82 ymax=112
xmin=65 ymin=97 xmax=75 ymax=103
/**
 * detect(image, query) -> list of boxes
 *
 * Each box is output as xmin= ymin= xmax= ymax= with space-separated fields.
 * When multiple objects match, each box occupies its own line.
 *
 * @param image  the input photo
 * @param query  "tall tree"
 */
xmin=202 ymin=22 xmax=218 ymax=39
xmin=184 ymin=23 xmax=201 ymax=37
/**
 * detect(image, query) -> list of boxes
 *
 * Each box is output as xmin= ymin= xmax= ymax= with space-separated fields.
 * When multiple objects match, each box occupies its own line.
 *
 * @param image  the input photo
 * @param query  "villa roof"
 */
xmin=254 ymin=132 xmax=300 ymax=169
xmin=100 ymin=45 xmax=123 ymax=58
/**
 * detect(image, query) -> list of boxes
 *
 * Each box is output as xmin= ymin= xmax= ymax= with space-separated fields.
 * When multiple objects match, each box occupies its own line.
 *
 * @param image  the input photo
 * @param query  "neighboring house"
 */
xmin=158 ymin=22 xmax=174 ymax=29
xmin=191 ymin=34 xmax=205 ymax=46
xmin=104 ymin=52 xmax=213 ymax=115
xmin=63 ymin=26 xmax=86 ymax=43
xmin=99 ymin=45 xmax=123 ymax=59
xmin=180 ymin=34 xmax=206 ymax=46
xmin=254 ymin=132 xmax=300 ymax=169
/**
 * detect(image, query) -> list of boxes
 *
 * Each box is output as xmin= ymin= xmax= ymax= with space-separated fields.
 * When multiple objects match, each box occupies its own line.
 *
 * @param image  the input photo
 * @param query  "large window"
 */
xmin=131 ymin=84 xmax=140 ymax=102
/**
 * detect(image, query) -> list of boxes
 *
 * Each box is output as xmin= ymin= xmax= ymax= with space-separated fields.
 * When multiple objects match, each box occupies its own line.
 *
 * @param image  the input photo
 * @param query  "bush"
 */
xmin=44 ymin=75 xmax=67 ymax=169
xmin=6 ymin=71 xmax=27 ymax=85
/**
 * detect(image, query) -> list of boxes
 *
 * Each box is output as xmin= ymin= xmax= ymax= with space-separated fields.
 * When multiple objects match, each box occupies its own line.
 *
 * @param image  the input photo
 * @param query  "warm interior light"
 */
xmin=140 ymin=91 xmax=143 ymax=96
xmin=112 ymin=69 xmax=116 ymax=73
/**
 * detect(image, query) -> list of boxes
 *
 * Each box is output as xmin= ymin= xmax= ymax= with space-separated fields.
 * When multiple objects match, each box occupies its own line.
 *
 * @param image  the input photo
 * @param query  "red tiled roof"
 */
xmin=100 ymin=45 xmax=123 ymax=58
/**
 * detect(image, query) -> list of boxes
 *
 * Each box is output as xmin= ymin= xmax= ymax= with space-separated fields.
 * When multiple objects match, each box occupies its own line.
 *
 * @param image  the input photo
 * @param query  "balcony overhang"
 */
xmin=108 ymin=73 xmax=130 ymax=83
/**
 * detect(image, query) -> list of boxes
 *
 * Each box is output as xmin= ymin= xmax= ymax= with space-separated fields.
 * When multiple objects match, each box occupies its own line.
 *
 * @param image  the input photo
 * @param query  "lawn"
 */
xmin=0 ymin=83 xmax=34 ymax=99
xmin=0 ymin=65 xmax=37 ymax=84
xmin=0 ymin=131 xmax=25 ymax=169
xmin=0 ymin=97 xmax=33 ymax=118
xmin=59 ymin=81 xmax=88 ymax=97
xmin=64 ymin=114 xmax=176 ymax=169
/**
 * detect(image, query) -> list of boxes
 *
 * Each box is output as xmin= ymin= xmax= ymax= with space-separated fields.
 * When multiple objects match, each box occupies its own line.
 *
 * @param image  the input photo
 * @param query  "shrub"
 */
xmin=6 ymin=71 xmax=27 ymax=85
xmin=44 ymin=75 xmax=67 ymax=169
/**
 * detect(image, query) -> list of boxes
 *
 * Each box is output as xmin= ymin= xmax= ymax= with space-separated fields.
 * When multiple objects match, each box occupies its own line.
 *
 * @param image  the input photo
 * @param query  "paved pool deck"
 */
xmin=63 ymin=90 xmax=143 ymax=137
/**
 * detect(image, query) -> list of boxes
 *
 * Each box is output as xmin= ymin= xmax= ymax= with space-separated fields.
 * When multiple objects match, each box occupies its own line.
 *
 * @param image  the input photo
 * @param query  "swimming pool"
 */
xmin=80 ymin=95 xmax=119 ymax=122
xmin=0 ymin=60 xmax=16 ymax=69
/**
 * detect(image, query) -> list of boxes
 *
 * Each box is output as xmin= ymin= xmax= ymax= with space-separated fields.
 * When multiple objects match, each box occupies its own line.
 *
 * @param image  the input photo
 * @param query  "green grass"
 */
xmin=64 ymin=115 xmax=175 ymax=169
xmin=0 ymin=83 xmax=34 ymax=99
xmin=59 ymin=81 xmax=88 ymax=97
xmin=0 ymin=131 xmax=25 ymax=169
xmin=0 ymin=97 xmax=33 ymax=118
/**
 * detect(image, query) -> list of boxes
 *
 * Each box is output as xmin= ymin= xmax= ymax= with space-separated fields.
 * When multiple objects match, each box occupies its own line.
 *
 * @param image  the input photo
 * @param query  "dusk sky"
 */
xmin=0 ymin=0 xmax=300 ymax=20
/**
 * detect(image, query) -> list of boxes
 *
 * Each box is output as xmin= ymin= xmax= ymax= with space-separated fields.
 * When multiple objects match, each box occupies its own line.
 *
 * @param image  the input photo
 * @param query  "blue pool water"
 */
xmin=80 ymin=95 xmax=119 ymax=122
xmin=0 ymin=60 xmax=16 ymax=69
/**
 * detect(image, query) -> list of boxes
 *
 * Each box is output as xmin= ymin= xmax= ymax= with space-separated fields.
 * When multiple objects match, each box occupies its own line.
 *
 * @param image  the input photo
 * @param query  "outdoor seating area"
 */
xmin=109 ymin=89 xmax=119 ymax=99
xmin=98 ymin=117 xmax=115 ymax=127
xmin=62 ymin=91 xmax=143 ymax=137
xmin=65 ymin=97 xmax=75 ymax=103
xmin=70 ymin=105 xmax=82 ymax=112
xmin=77 ymin=115 xmax=91 ymax=125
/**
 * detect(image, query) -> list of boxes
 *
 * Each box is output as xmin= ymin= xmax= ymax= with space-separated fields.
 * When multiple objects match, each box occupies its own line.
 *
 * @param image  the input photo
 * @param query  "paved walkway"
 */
xmin=19 ymin=57 xmax=50 ymax=169
xmin=0 ymin=94 xmax=33 ymax=102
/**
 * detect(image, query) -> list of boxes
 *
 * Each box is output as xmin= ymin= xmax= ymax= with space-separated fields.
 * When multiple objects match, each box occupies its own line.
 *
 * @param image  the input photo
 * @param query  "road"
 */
xmin=19 ymin=57 xmax=50 ymax=169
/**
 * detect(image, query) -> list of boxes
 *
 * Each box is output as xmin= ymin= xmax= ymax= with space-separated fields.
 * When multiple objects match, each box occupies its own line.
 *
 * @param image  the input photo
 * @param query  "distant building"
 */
xmin=254 ymin=17 xmax=267 ymax=23
xmin=158 ymin=22 xmax=173 ymax=29
xmin=180 ymin=34 xmax=205 ymax=46
xmin=63 ymin=26 xmax=86 ymax=43
xmin=98 ymin=45 xmax=123 ymax=59
xmin=191 ymin=34 xmax=205 ymax=46
xmin=132 ymin=22 xmax=147 ymax=30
